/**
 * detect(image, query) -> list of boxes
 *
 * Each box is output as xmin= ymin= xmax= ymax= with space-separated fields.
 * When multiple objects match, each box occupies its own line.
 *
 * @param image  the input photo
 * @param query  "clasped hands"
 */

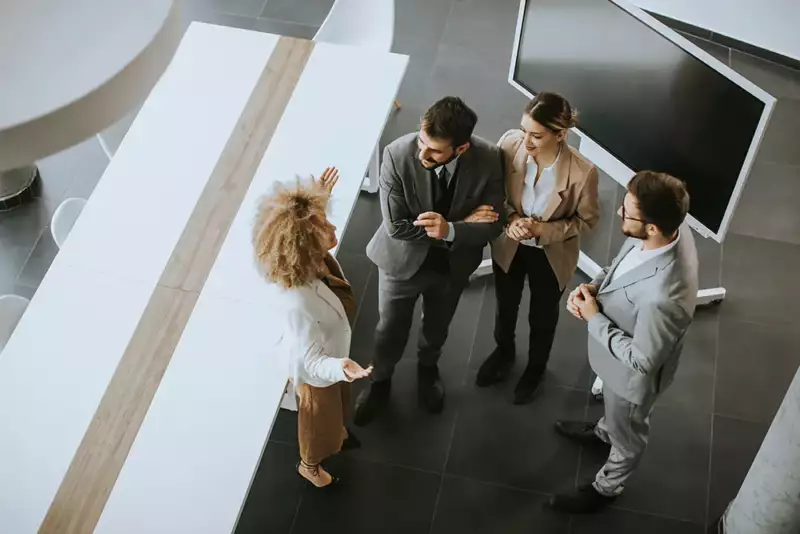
xmin=505 ymin=213 xmax=543 ymax=241
xmin=566 ymin=283 xmax=600 ymax=322
xmin=412 ymin=204 xmax=499 ymax=239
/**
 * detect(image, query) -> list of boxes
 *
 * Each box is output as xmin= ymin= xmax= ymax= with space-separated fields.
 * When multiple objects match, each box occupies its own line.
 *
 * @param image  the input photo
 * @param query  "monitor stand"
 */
xmin=469 ymin=135 xmax=726 ymax=396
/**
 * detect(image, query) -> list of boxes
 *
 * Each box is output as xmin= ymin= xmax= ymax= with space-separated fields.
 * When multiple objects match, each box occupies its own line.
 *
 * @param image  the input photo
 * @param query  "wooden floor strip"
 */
xmin=38 ymin=37 xmax=314 ymax=534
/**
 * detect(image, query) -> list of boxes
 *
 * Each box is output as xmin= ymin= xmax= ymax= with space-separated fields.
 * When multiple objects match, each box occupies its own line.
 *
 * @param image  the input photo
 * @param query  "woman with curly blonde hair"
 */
xmin=253 ymin=167 xmax=371 ymax=489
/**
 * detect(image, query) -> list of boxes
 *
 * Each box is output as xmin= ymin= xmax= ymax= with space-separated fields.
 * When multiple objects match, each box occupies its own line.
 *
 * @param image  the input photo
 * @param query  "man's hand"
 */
xmin=342 ymin=359 xmax=372 ymax=381
xmin=464 ymin=205 xmax=499 ymax=223
xmin=580 ymin=283 xmax=598 ymax=297
xmin=413 ymin=212 xmax=450 ymax=239
xmin=575 ymin=285 xmax=600 ymax=322
xmin=566 ymin=286 xmax=584 ymax=320
xmin=567 ymin=283 xmax=598 ymax=320
xmin=314 ymin=166 xmax=339 ymax=193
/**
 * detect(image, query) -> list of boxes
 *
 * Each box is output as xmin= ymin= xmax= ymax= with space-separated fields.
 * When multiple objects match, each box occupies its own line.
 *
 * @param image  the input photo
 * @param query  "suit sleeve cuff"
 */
xmin=444 ymin=222 xmax=455 ymax=242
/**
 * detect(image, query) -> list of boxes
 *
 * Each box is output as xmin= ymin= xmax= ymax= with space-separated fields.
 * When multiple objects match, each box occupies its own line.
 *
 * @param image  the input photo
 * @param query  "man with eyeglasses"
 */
xmin=549 ymin=170 xmax=699 ymax=514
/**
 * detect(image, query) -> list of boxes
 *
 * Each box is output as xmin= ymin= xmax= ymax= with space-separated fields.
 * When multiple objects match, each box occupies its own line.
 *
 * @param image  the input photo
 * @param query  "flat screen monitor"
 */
xmin=510 ymin=0 xmax=776 ymax=241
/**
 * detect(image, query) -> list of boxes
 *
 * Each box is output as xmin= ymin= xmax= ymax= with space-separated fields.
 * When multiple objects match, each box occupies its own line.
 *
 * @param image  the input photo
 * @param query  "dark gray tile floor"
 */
xmin=3 ymin=1 xmax=798 ymax=532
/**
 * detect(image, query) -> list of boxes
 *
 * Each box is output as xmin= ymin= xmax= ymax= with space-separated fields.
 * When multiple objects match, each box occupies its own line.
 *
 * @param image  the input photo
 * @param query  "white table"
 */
xmin=0 ymin=0 xmax=180 ymax=207
xmin=0 ymin=23 xmax=407 ymax=534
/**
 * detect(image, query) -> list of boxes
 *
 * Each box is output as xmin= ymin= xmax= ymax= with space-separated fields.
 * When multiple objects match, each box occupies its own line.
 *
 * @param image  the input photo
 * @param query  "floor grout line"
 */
xmin=427 ymin=412 xmax=459 ymax=534
xmin=715 ymin=315 xmax=800 ymax=329
xmin=257 ymin=0 xmax=269 ymax=20
xmin=442 ymin=472 xmax=555 ymax=499
xmin=607 ymin=504 xmax=706 ymax=526
xmin=704 ymin=312 xmax=721 ymax=529
xmin=352 ymin=263 xmax=374 ymax=322
xmin=287 ymin=491 xmax=304 ymax=534
xmin=428 ymin=275 xmax=485 ymax=533
xmin=711 ymin=412 xmax=772 ymax=427
xmin=425 ymin=0 xmax=459 ymax=78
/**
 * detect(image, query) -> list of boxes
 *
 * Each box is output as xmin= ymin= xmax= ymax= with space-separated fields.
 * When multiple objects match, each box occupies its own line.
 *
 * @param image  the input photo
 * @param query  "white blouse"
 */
xmin=276 ymin=279 xmax=352 ymax=388
xmin=519 ymin=148 xmax=560 ymax=247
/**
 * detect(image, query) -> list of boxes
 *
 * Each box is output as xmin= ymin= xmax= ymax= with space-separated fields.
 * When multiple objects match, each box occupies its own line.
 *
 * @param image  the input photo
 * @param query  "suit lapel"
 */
xmin=600 ymin=241 xmax=678 ymax=294
xmin=450 ymin=151 xmax=472 ymax=212
xmin=313 ymin=279 xmax=346 ymax=321
xmin=601 ymin=261 xmax=659 ymax=295
xmin=540 ymin=142 xmax=571 ymax=222
xmin=509 ymin=140 xmax=528 ymax=215
xmin=599 ymin=239 xmax=636 ymax=293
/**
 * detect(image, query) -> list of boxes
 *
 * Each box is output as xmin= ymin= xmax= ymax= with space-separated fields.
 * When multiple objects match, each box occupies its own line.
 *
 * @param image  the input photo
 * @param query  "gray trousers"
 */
xmin=592 ymin=387 xmax=656 ymax=496
xmin=371 ymin=266 xmax=467 ymax=382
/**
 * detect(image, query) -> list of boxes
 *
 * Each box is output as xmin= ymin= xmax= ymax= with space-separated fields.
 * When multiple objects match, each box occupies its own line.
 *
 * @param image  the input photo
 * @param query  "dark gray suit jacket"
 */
xmin=366 ymin=133 xmax=505 ymax=281
xmin=587 ymin=224 xmax=699 ymax=406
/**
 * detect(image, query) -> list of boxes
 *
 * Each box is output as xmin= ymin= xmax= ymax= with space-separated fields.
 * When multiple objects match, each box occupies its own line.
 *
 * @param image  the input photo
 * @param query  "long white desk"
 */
xmin=0 ymin=23 xmax=407 ymax=534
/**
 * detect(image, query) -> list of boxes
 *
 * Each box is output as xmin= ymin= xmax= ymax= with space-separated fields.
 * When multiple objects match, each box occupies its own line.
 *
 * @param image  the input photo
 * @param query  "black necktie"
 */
xmin=437 ymin=166 xmax=449 ymax=200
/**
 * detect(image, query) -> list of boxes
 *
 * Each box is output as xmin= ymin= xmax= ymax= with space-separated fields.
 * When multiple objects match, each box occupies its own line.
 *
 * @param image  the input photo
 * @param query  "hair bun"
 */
xmin=568 ymin=108 xmax=579 ymax=128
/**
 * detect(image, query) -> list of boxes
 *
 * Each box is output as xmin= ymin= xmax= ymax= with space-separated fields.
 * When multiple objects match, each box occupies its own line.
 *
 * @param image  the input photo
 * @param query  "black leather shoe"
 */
xmin=418 ymin=365 xmax=445 ymax=414
xmin=354 ymin=379 xmax=391 ymax=427
xmin=476 ymin=346 xmax=515 ymax=387
xmin=548 ymin=483 xmax=616 ymax=513
xmin=513 ymin=365 xmax=545 ymax=405
xmin=341 ymin=428 xmax=361 ymax=451
xmin=554 ymin=420 xmax=609 ymax=447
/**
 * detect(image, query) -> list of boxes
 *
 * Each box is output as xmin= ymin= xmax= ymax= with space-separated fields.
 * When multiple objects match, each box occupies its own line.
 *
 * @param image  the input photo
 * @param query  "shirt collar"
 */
xmin=526 ymin=145 xmax=562 ymax=170
xmin=633 ymin=229 xmax=681 ymax=260
xmin=434 ymin=155 xmax=460 ymax=177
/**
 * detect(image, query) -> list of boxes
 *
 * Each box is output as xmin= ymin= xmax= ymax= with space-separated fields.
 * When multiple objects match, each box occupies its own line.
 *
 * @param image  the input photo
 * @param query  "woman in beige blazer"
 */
xmin=477 ymin=93 xmax=600 ymax=404
xmin=253 ymin=168 xmax=371 ymax=489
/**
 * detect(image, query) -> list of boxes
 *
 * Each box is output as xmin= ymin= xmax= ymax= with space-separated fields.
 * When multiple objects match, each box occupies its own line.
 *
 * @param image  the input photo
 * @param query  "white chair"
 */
xmin=0 ymin=295 xmax=30 ymax=353
xmin=315 ymin=0 xmax=394 ymax=51
xmin=314 ymin=0 xmax=397 ymax=194
xmin=51 ymin=197 xmax=87 ymax=249
xmin=97 ymin=107 xmax=140 ymax=160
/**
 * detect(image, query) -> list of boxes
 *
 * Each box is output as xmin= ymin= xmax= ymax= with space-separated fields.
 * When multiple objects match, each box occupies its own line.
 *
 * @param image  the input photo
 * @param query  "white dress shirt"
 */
xmin=610 ymin=230 xmax=682 ymax=283
xmin=519 ymin=149 xmax=560 ymax=247
xmin=434 ymin=156 xmax=459 ymax=242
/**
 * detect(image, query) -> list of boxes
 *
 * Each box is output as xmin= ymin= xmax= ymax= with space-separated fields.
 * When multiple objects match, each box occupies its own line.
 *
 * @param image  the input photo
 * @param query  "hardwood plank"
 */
xmin=38 ymin=37 xmax=315 ymax=534
xmin=161 ymin=37 xmax=315 ymax=292
xmin=38 ymin=287 xmax=198 ymax=534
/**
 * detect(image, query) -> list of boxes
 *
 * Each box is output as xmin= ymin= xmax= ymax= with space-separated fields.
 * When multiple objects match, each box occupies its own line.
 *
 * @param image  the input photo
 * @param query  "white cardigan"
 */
xmin=276 ymin=278 xmax=353 ymax=388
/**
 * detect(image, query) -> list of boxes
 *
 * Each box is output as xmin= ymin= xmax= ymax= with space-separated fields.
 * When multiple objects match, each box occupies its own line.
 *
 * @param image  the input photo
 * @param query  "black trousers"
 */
xmin=492 ymin=245 xmax=563 ymax=370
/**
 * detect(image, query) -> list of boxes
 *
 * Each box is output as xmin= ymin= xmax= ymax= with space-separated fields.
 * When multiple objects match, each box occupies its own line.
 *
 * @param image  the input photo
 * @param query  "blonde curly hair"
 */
xmin=253 ymin=179 xmax=331 ymax=289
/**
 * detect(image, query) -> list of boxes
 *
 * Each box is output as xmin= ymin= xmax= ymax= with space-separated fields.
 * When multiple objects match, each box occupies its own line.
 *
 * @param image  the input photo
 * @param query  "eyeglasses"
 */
xmin=621 ymin=203 xmax=647 ymax=224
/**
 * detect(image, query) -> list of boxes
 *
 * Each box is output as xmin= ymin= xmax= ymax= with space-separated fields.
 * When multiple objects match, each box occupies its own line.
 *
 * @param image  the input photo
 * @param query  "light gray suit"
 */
xmin=586 ymin=224 xmax=699 ymax=496
xmin=366 ymin=132 xmax=504 ymax=380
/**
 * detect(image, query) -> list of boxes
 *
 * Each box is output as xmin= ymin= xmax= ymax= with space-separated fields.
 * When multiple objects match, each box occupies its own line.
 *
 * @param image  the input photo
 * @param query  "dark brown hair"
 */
xmin=627 ymin=171 xmax=690 ymax=236
xmin=524 ymin=92 xmax=578 ymax=133
xmin=421 ymin=96 xmax=478 ymax=147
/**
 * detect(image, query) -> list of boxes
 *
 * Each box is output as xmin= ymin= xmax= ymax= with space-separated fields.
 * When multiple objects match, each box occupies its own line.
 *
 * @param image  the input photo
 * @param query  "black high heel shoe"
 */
xmin=296 ymin=461 xmax=340 ymax=489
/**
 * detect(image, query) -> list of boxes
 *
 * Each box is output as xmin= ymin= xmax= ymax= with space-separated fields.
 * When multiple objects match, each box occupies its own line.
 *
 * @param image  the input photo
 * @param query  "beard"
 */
xmin=622 ymin=226 xmax=648 ymax=240
xmin=419 ymin=151 xmax=458 ymax=170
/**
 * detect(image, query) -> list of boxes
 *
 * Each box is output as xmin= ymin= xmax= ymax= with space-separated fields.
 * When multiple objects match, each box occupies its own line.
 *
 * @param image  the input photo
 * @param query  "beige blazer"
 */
xmin=491 ymin=129 xmax=600 ymax=289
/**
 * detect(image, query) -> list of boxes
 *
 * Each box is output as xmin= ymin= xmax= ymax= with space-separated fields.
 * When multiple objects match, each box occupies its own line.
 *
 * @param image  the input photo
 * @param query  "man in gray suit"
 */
xmin=354 ymin=97 xmax=505 ymax=426
xmin=549 ymin=171 xmax=699 ymax=513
